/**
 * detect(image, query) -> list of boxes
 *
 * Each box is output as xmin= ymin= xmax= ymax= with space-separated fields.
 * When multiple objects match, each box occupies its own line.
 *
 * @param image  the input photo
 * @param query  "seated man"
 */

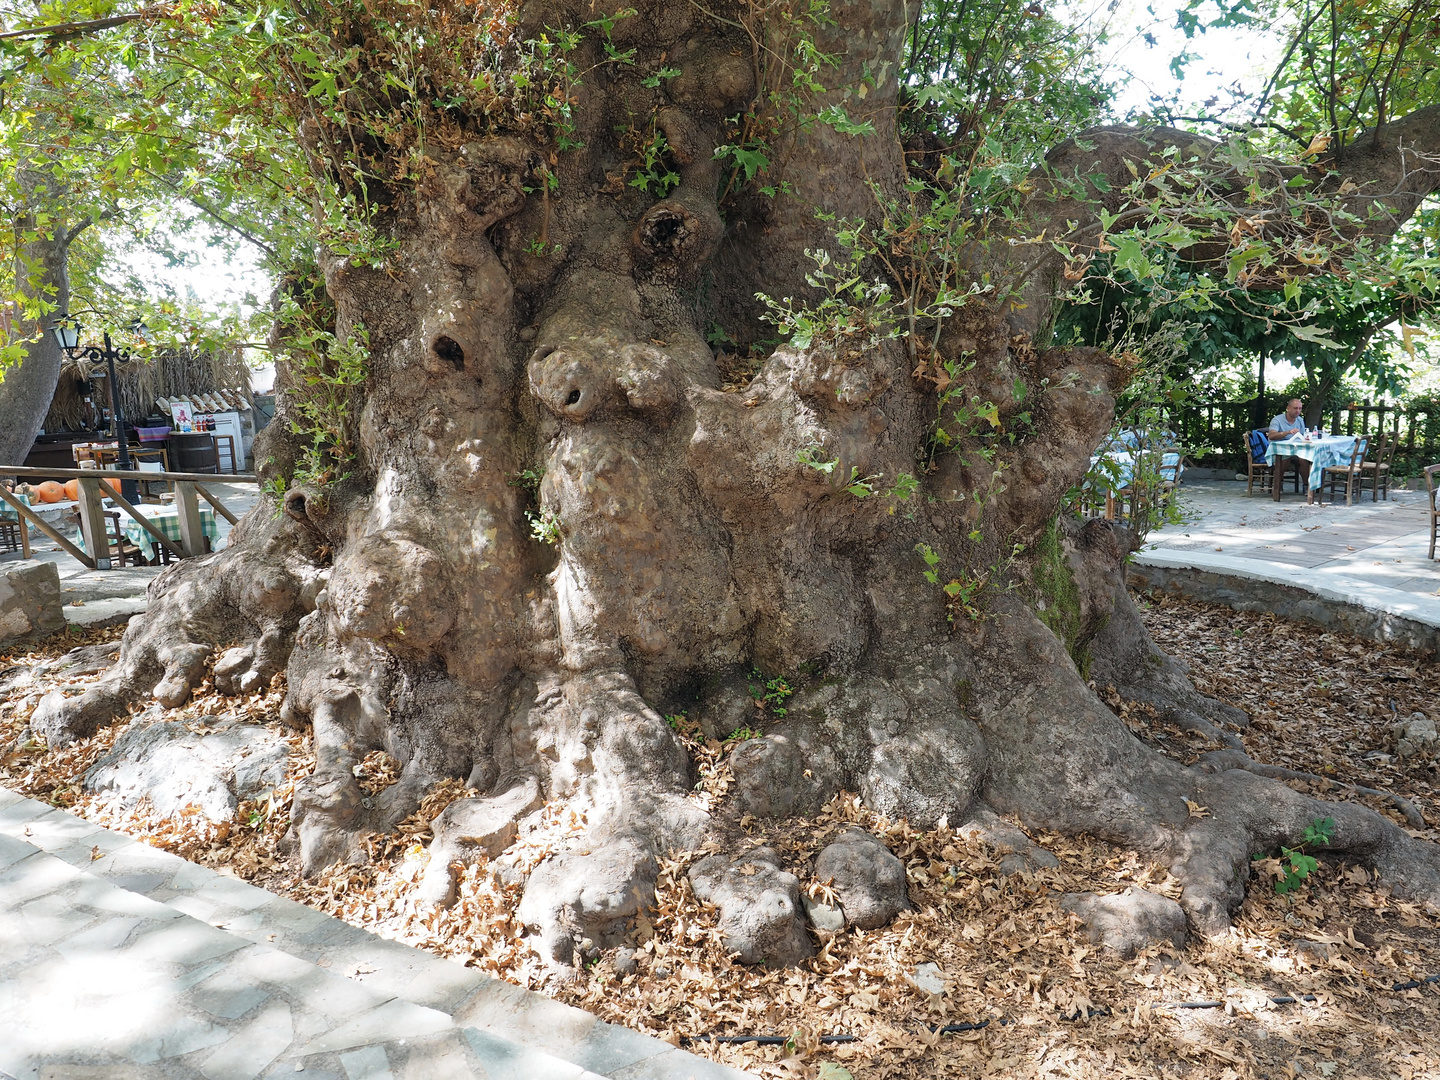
xmin=1268 ymin=398 xmax=1309 ymax=497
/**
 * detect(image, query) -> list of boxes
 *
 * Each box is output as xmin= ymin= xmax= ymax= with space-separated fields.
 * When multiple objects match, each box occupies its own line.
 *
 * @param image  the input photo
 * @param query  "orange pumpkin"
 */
xmin=37 ymin=481 xmax=65 ymax=503
xmin=63 ymin=479 xmax=79 ymax=501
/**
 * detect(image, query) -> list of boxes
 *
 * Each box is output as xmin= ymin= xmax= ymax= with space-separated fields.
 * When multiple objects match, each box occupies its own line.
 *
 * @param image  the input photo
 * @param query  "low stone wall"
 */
xmin=1128 ymin=553 xmax=1440 ymax=656
xmin=0 ymin=560 xmax=65 ymax=645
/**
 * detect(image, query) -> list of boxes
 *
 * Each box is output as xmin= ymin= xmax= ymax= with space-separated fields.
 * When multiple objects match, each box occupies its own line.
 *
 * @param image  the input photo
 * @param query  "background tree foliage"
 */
xmin=2 ymin=0 xmax=1436 ymax=418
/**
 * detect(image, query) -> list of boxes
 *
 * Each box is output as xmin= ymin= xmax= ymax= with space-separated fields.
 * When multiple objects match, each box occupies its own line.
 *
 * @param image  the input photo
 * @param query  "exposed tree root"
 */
xmin=1195 ymin=747 xmax=1426 ymax=830
xmin=29 ymin=509 xmax=323 ymax=747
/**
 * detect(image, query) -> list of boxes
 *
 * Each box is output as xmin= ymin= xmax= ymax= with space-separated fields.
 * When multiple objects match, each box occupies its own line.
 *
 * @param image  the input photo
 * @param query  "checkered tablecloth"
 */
xmin=79 ymin=505 xmax=220 ymax=560
xmin=1 ymin=492 xmax=31 ymax=521
xmin=1265 ymin=435 xmax=1365 ymax=489
xmin=121 ymin=506 xmax=220 ymax=559
xmin=1087 ymin=449 xmax=1184 ymax=493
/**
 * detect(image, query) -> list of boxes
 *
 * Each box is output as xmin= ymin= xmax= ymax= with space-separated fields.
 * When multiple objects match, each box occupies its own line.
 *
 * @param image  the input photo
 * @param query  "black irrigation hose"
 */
xmin=679 ymin=974 xmax=1440 ymax=1046
xmin=687 ymin=1024 xmax=998 ymax=1046
xmin=1392 ymin=974 xmax=1440 ymax=991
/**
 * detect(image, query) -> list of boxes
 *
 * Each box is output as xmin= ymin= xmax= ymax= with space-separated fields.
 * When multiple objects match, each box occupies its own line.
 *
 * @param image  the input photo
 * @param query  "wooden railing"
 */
xmin=0 ymin=465 xmax=258 ymax=570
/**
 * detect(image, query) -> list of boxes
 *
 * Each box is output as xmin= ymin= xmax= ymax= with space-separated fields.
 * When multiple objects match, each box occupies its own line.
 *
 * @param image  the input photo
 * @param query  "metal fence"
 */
xmin=1173 ymin=396 xmax=1440 ymax=473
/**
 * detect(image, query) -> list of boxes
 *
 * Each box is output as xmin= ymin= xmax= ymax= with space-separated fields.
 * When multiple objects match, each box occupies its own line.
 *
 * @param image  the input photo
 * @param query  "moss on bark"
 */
xmin=1029 ymin=517 xmax=1091 ymax=677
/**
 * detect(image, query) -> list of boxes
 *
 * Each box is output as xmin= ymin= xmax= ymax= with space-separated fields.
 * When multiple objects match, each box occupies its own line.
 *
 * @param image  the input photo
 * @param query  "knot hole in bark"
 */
xmin=631 ymin=190 xmax=721 ymax=281
xmin=636 ymin=206 xmax=693 ymax=260
xmin=283 ymin=489 xmax=329 ymax=536
xmin=432 ymin=335 xmax=467 ymax=374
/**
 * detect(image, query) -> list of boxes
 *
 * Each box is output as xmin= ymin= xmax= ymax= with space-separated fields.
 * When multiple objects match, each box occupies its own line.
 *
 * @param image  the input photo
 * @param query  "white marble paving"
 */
xmin=0 ymin=786 xmax=753 ymax=1080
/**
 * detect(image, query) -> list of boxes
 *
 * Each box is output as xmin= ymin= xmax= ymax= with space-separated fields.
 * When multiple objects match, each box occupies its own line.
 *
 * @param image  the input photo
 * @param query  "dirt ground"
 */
xmin=1 ymin=593 xmax=1437 ymax=1080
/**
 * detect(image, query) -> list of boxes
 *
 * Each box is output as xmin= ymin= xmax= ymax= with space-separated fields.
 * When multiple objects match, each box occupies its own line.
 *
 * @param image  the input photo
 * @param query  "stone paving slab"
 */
xmin=0 ymin=787 xmax=755 ymax=1080
xmin=1146 ymin=480 xmax=1440 ymax=597
xmin=1131 ymin=480 xmax=1440 ymax=650
xmin=0 ymin=836 xmax=660 ymax=1080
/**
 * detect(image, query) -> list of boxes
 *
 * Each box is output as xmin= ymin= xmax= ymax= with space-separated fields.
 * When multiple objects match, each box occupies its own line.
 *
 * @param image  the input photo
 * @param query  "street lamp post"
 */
xmin=51 ymin=316 xmax=140 ymax=503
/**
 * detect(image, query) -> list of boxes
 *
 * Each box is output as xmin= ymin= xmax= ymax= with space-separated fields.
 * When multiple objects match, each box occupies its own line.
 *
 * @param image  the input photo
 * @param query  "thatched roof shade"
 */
xmin=44 ymin=346 xmax=252 ymax=432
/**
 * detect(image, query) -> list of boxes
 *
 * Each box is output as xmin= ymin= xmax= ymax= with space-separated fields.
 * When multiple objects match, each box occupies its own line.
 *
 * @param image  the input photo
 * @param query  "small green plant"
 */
xmin=275 ymin=288 xmax=369 ymax=487
xmin=628 ymin=126 xmax=681 ymax=197
xmin=261 ymin=474 xmax=289 ymax=512
xmin=757 ymin=242 xmax=903 ymax=350
xmin=914 ymin=541 xmax=1024 ymax=622
xmin=1258 ymin=816 xmax=1336 ymax=894
xmin=664 ymin=713 xmax=706 ymax=742
xmin=641 ymin=65 xmax=680 ymax=89
xmin=527 ymin=507 xmax=561 ymax=545
xmin=917 ymin=541 xmax=988 ymax=617
xmin=797 ymin=447 xmax=919 ymax=500
xmin=725 ymin=725 xmax=762 ymax=743
xmin=747 ymin=668 xmax=793 ymax=716
xmin=508 ymin=467 xmax=545 ymax=495
xmin=244 ymin=790 xmax=278 ymax=829
xmin=916 ymin=542 xmax=944 ymax=585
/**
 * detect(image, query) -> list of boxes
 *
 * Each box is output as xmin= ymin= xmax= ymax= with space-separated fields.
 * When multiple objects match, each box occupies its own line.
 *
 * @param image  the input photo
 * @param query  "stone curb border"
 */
xmin=0 ymin=785 xmax=754 ymax=1080
xmin=1129 ymin=549 xmax=1440 ymax=655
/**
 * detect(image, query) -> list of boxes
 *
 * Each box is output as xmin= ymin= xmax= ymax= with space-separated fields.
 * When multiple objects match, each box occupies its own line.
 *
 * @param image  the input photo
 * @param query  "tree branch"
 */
xmin=136 ymin=167 xmax=280 ymax=260
xmin=0 ymin=10 xmax=157 ymax=41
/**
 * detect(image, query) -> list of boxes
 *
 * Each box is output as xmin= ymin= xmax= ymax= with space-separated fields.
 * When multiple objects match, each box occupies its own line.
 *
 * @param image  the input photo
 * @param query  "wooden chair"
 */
xmin=213 ymin=433 xmax=238 ymax=474
xmin=1322 ymin=438 xmax=1366 ymax=506
xmin=136 ymin=459 xmax=167 ymax=500
xmin=0 ymin=518 xmax=22 ymax=554
xmin=1245 ymin=430 xmax=1303 ymax=496
xmin=1425 ymin=463 xmax=1439 ymax=561
xmin=152 ymin=526 xmax=179 ymax=565
xmin=1358 ymin=429 xmax=1396 ymax=502
xmin=1244 ymin=430 xmax=1272 ymax=496
xmin=1158 ymin=446 xmax=1185 ymax=496
xmin=102 ymin=511 xmax=146 ymax=568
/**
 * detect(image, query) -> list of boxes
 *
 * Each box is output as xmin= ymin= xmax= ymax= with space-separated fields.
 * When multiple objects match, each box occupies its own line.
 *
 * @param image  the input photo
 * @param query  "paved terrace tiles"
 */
xmin=0 ymin=787 xmax=753 ymax=1080
xmin=1129 ymin=479 xmax=1440 ymax=648
xmin=1141 ymin=480 xmax=1440 ymax=598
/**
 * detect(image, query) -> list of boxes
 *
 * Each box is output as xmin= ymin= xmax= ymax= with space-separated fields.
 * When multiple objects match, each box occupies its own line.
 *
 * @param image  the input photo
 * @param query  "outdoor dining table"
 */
xmin=1265 ymin=433 xmax=1365 ymax=503
xmin=78 ymin=502 xmax=223 ymax=562
xmin=1089 ymin=448 xmax=1184 ymax=489
xmin=1085 ymin=443 xmax=1184 ymax=518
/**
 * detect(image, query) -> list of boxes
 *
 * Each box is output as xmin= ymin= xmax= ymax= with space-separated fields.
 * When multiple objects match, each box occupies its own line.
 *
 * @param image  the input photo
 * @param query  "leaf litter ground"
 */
xmin=1 ymin=596 xmax=1438 ymax=1080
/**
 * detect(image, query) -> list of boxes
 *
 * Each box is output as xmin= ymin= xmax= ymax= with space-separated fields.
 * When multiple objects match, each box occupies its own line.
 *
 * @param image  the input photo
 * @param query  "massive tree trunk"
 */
xmin=0 ymin=172 xmax=75 ymax=466
xmin=33 ymin=0 xmax=1440 ymax=968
